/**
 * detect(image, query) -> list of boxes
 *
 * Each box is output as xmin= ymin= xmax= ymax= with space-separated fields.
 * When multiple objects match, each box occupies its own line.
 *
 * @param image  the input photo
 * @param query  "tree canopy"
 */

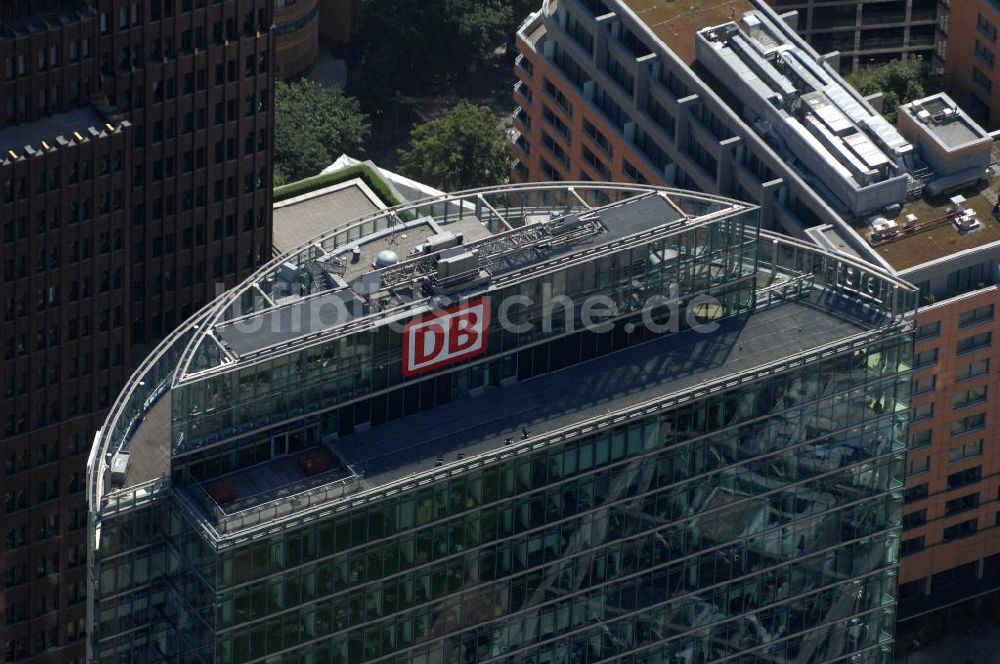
xmin=273 ymin=80 xmax=371 ymax=185
xmin=397 ymin=101 xmax=513 ymax=191
xmin=355 ymin=0 xmax=517 ymax=97
xmin=846 ymin=56 xmax=931 ymax=123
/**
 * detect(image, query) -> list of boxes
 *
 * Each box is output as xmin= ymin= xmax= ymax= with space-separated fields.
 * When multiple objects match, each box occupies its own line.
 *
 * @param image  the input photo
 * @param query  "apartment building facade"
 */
xmin=0 ymin=1 xmax=274 ymax=661
xmin=893 ymin=256 xmax=1000 ymax=623
xmin=942 ymin=0 xmax=1000 ymax=129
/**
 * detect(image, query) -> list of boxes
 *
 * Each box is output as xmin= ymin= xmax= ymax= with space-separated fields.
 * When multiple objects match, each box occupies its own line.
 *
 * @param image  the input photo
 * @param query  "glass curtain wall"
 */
xmin=206 ymin=336 xmax=910 ymax=664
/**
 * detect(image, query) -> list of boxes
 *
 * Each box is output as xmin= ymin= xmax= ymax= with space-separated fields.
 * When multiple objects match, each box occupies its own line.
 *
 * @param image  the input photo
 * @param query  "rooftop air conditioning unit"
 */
xmin=110 ymin=452 xmax=130 ymax=486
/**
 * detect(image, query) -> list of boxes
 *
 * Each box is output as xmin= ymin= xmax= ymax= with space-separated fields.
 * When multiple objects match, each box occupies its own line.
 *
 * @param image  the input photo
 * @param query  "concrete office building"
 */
xmin=513 ymin=0 xmax=1000 ymax=625
xmin=0 ymin=2 xmax=274 ymax=662
xmin=87 ymin=183 xmax=916 ymax=663
xmin=764 ymin=0 xmax=946 ymax=73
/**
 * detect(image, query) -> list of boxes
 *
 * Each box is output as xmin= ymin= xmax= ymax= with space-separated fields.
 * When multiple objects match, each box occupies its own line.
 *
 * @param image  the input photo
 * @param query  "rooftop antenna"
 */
xmin=387 ymin=208 xmax=404 ymax=247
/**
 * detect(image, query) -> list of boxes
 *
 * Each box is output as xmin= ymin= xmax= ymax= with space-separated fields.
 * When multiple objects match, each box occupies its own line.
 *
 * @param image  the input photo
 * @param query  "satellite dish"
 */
xmin=374 ymin=249 xmax=399 ymax=269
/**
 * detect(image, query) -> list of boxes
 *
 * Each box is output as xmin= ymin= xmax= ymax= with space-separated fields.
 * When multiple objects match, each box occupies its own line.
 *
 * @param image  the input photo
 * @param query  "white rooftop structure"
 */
xmin=696 ymin=10 xmax=914 ymax=217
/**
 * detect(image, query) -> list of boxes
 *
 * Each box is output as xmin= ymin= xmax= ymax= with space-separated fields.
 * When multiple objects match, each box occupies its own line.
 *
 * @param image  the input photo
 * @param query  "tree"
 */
xmin=397 ymin=101 xmax=513 ymax=191
xmin=355 ymin=0 xmax=514 ymax=96
xmin=273 ymin=80 xmax=371 ymax=185
xmin=846 ymin=56 xmax=931 ymax=123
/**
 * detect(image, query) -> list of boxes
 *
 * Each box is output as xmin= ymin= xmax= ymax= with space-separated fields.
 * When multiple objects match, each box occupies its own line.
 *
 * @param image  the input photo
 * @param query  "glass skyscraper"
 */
xmin=87 ymin=183 xmax=916 ymax=664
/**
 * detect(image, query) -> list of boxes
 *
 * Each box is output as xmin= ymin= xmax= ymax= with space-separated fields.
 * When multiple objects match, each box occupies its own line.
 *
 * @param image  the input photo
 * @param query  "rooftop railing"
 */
xmin=87 ymin=307 xmax=212 ymax=517
xmin=187 ymin=471 xmax=362 ymax=538
xmin=171 ymin=183 xmax=751 ymax=382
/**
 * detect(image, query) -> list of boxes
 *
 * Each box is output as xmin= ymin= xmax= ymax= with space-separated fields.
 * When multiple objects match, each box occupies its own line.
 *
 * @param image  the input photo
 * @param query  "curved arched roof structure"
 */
xmin=87 ymin=183 xmax=917 ymax=535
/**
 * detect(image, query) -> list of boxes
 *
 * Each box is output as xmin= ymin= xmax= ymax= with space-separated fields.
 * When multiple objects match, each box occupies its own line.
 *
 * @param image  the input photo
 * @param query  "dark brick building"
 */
xmin=0 ymin=1 xmax=274 ymax=661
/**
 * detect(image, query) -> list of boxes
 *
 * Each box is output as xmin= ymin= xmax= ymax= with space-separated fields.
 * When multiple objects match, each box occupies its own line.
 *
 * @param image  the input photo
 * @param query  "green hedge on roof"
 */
xmin=273 ymin=164 xmax=401 ymax=207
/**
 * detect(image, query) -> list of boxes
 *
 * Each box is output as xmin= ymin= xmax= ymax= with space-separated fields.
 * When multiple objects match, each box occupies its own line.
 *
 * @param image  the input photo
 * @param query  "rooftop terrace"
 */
xmin=272 ymin=178 xmax=386 ymax=255
xmin=853 ymin=170 xmax=1000 ymax=271
xmin=335 ymin=292 xmax=885 ymax=489
xmin=623 ymin=0 xmax=755 ymax=64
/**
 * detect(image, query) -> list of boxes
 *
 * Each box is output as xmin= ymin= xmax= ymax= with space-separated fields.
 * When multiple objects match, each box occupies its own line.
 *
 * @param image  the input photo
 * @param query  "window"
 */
xmin=905 ymin=483 xmax=929 ymax=503
xmin=915 ymin=321 xmax=940 ymax=340
xmin=912 ymin=402 xmax=934 ymax=421
xmin=582 ymin=119 xmax=613 ymax=160
xmin=957 ymin=359 xmax=990 ymax=382
xmin=947 ymin=465 xmax=982 ymax=491
xmin=901 ymin=536 xmax=924 ymax=556
xmin=973 ymin=66 xmax=993 ymax=94
xmin=646 ymin=94 xmax=677 ymax=140
xmin=952 ymin=413 xmax=986 ymax=437
xmin=906 ymin=455 xmax=930 ymax=477
xmin=542 ymin=78 xmax=572 ymax=117
xmin=606 ymin=54 xmax=634 ymax=95
xmin=947 ymin=263 xmax=988 ymax=294
xmin=913 ymin=374 xmax=936 ymax=394
xmin=903 ymin=509 xmax=927 ymax=530
xmin=909 ymin=429 xmax=932 ymax=450
xmin=949 ymin=439 xmax=983 ymax=464
xmin=954 ymin=386 xmax=987 ymax=409
xmin=565 ymin=14 xmax=594 ymax=53
xmin=540 ymin=131 xmax=569 ymax=167
xmin=623 ymin=159 xmax=647 ymax=184
xmin=942 ymin=519 xmax=978 ymax=543
xmin=945 ymin=492 xmax=980 ymax=517
xmin=913 ymin=348 xmax=938 ymax=367
xmin=959 ymin=304 xmax=994 ymax=328
xmin=541 ymin=105 xmax=570 ymax=141
xmin=581 ymin=145 xmax=611 ymax=179
xmin=978 ymin=13 xmax=997 ymax=43
xmin=539 ymin=156 xmax=560 ymax=181
xmin=977 ymin=45 xmax=998 ymax=75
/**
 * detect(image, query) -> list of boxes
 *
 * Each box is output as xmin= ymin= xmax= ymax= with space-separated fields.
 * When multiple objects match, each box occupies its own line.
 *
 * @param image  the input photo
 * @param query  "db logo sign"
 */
xmin=402 ymin=298 xmax=490 ymax=376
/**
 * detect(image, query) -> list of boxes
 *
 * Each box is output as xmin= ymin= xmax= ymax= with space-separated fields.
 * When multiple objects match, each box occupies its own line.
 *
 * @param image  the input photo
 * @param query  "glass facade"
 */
xmin=170 ymin=212 xmax=760 ymax=453
xmin=88 ymin=185 xmax=915 ymax=664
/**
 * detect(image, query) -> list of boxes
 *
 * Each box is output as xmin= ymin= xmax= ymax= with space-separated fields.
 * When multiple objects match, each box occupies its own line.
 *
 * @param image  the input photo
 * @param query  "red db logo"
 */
xmin=402 ymin=299 xmax=490 ymax=376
